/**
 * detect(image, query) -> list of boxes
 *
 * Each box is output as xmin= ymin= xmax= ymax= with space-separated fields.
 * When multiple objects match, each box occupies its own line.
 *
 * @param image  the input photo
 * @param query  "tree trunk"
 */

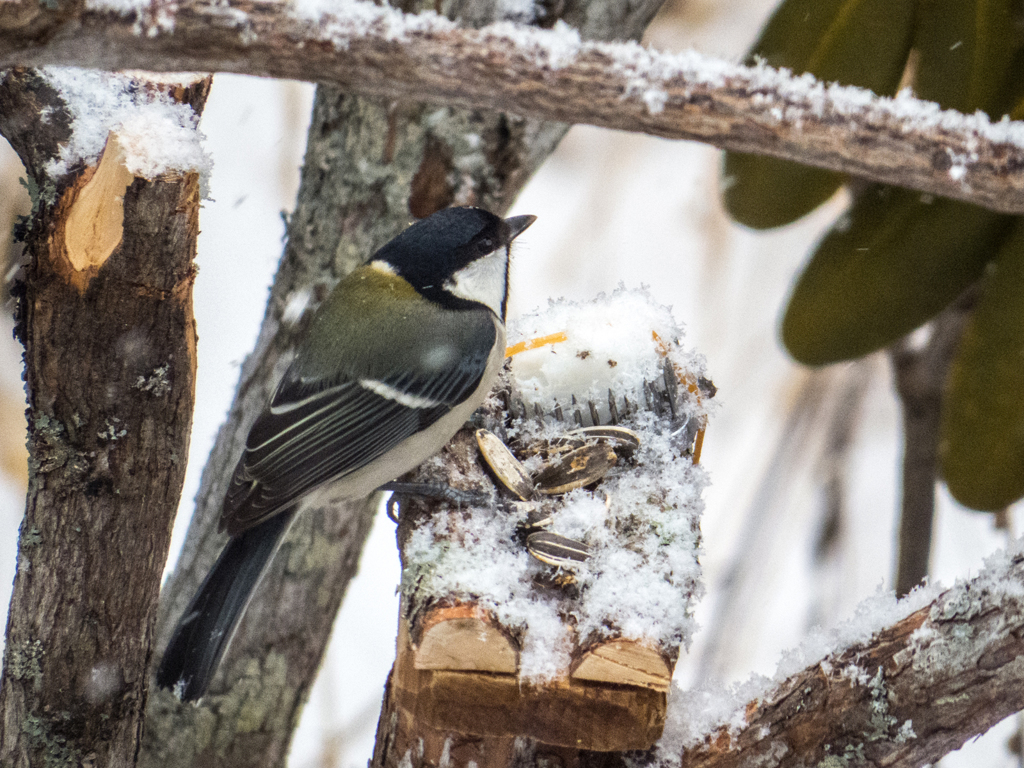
xmin=0 ymin=68 xmax=209 ymax=768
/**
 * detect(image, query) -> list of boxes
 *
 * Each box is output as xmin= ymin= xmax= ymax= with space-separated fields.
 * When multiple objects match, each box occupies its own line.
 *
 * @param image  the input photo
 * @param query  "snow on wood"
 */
xmin=3 ymin=0 xmax=1024 ymax=212
xmin=395 ymin=288 xmax=709 ymax=751
xmin=39 ymin=68 xmax=212 ymax=192
xmin=654 ymin=545 xmax=1024 ymax=768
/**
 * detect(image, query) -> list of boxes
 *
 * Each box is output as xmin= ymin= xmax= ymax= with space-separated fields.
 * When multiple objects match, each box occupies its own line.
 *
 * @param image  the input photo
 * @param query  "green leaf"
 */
xmin=782 ymin=186 xmax=1011 ymax=365
xmin=723 ymin=0 xmax=916 ymax=229
xmin=941 ymin=220 xmax=1024 ymax=511
xmin=722 ymin=154 xmax=846 ymax=231
xmin=913 ymin=0 xmax=1023 ymax=116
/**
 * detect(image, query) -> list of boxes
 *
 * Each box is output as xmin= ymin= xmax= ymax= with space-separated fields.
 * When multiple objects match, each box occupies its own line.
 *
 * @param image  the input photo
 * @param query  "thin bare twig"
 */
xmin=889 ymin=289 xmax=977 ymax=597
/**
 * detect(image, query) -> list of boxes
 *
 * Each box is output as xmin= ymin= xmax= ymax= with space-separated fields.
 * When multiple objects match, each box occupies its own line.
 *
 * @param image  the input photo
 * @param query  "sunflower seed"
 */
xmin=476 ymin=429 xmax=536 ymax=501
xmin=533 ymin=442 xmax=618 ymax=495
xmin=526 ymin=531 xmax=591 ymax=566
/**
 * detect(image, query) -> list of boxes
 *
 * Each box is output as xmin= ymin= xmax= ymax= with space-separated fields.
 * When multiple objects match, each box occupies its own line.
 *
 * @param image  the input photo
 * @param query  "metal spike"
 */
xmin=621 ymin=393 xmax=632 ymax=418
xmin=647 ymin=381 xmax=661 ymax=415
xmin=571 ymin=395 xmax=583 ymax=427
xmin=553 ymin=401 xmax=564 ymax=422
xmin=663 ymin=363 xmax=678 ymax=421
xmin=588 ymin=400 xmax=601 ymax=426
xmin=534 ymin=402 xmax=544 ymax=425
xmin=607 ymin=389 xmax=619 ymax=425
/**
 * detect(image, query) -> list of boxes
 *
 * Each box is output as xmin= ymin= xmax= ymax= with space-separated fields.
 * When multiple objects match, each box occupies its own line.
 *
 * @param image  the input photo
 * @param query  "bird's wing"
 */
xmin=221 ymin=313 xmax=497 ymax=534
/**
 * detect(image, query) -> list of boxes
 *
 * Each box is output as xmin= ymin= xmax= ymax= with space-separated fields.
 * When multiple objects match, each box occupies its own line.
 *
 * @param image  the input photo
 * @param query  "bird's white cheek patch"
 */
xmin=359 ymin=378 xmax=441 ymax=409
xmin=446 ymin=249 xmax=508 ymax=318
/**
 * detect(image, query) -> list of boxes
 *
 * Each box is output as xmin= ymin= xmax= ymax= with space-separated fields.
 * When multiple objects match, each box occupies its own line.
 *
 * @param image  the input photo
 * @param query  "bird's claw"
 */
xmin=379 ymin=482 xmax=493 ymax=522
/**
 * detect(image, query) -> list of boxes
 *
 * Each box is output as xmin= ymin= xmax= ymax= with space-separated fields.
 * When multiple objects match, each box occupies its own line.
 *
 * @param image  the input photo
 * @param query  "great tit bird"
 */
xmin=157 ymin=206 xmax=535 ymax=701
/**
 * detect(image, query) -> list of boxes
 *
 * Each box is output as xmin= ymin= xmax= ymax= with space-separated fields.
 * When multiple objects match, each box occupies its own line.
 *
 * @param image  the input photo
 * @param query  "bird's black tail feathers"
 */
xmin=156 ymin=510 xmax=295 ymax=701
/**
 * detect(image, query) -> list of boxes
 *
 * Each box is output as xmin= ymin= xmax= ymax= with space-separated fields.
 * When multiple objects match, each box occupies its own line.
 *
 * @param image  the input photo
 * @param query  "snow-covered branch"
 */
xmin=662 ymin=547 xmax=1024 ymax=768
xmin=3 ymin=0 xmax=1024 ymax=213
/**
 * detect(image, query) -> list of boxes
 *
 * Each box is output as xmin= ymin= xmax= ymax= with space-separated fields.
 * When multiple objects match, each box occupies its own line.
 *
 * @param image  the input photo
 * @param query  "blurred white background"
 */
xmin=0 ymin=0 xmax=1019 ymax=765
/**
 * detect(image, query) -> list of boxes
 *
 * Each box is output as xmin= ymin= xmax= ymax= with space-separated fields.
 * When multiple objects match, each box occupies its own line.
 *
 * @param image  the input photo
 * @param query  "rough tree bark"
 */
xmin=140 ymin=0 xmax=666 ymax=764
xmin=2 ymin=0 xmax=1024 ymax=214
xmin=654 ymin=548 xmax=1024 ymax=768
xmin=0 ymin=69 xmax=209 ymax=768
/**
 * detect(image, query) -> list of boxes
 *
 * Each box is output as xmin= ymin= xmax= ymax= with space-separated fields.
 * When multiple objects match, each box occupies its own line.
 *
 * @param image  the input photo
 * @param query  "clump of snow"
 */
xmin=565 ymin=419 xmax=706 ymax=647
xmin=656 ymin=674 xmax=773 ymax=757
xmin=907 ymin=545 xmax=1024 ymax=680
xmin=288 ymin=0 xmax=455 ymax=48
xmin=403 ymin=287 xmax=709 ymax=683
xmin=479 ymin=19 xmax=582 ymax=69
xmin=774 ymin=582 xmax=938 ymax=680
xmin=40 ymin=68 xmax=212 ymax=196
xmin=494 ymin=0 xmax=538 ymax=25
xmin=402 ymin=495 xmax=574 ymax=683
xmin=84 ymin=0 xmax=146 ymax=14
xmin=510 ymin=286 xmax=709 ymax=427
xmin=281 ymin=285 xmax=314 ymax=327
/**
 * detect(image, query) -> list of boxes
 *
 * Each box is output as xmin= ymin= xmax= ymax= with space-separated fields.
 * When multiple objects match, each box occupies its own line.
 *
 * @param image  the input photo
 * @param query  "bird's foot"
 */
xmin=379 ymin=482 xmax=493 ymax=522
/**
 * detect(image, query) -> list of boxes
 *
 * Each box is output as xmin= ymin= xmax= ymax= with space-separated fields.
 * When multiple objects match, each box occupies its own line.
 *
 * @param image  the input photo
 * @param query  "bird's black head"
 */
xmin=373 ymin=207 xmax=535 ymax=319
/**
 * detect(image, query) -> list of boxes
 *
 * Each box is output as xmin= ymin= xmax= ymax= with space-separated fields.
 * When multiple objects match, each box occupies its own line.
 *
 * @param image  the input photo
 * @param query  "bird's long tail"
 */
xmin=156 ymin=510 xmax=295 ymax=701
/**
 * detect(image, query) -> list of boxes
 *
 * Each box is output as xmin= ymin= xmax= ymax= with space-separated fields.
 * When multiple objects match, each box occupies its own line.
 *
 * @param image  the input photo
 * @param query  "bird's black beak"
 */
xmin=502 ymin=214 xmax=537 ymax=243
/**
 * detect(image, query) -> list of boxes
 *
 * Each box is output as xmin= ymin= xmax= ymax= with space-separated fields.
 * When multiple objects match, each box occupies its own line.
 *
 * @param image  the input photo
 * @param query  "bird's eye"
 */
xmin=477 ymin=237 xmax=495 ymax=254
